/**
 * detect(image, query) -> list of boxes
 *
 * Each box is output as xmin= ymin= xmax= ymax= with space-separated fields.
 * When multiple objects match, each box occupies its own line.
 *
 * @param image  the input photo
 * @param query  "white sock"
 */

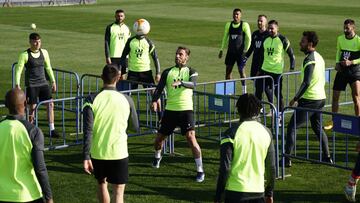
xmin=155 ymin=150 xmax=162 ymax=159
xmin=242 ymin=85 xmax=247 ymax=94
xmin=195 ymin=157 xmax=204 ymax=172
xmin=49 ymin=123 xmax=55 ymax=131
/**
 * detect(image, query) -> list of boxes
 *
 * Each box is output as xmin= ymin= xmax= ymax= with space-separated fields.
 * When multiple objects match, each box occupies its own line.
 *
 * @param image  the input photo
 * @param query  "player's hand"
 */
xmin=341 ymin=59 xmax=353 ymax=67
xmin=155 ymin=74 xmax=161 ymax=83
xmin=218 ymin=51 xmax=223 ymax=59
xmin=171 ymin=80 xmax=182 ymax=87
xmin=15 ymin=85 xmax=21 ymax=90
xmin=355 ymin=141 xmax=360 ymax=152
xmin=151 ymin=101 xmax=158 ymax=112
xmin=106 ymin=57 xmax=111 ymax=65
xmin=265 ymin=196 xmax=273 ymax=203
xmin=51 ymin=82 xmax=57 ymax=93
xmin=289 ymin=99 xmax=297 ymax=107
xmin=83 ymin=159 xmax=93 ymax=174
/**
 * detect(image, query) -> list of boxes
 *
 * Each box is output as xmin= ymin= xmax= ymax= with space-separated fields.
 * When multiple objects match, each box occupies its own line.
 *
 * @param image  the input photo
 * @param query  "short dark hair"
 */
xmin=177 ymin=46 xmax=190 ymax=56
xmin=258 ymin=14 xmax=267 ymax=19
xmin=236 ymin=93 xmax=262 ymax=119
xmin=302 ymin=31 xmax=319 ymax=47
xmin=29 ymin=33 xmax=41 ymax=40
xmin=268 ymin=20 xmax=278 ymax=26
xmin=344 ymin=19 xmax=355 ymax=25
xmin=115 ymin=9 xmax=124 ymax=14
xmin=233 ymin=8 xmax=242 ymax=13
xmin=102 ymin=64 xmax=119 ymax=84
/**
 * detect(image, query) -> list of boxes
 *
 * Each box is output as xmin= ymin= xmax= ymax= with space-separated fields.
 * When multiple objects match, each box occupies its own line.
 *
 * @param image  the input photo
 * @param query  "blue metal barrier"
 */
xmin=280 ymin=106 xmax=360 ymax=179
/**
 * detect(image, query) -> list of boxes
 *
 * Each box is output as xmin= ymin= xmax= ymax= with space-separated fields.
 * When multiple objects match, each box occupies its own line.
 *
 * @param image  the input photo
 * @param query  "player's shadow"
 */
xmin=274 ymin=190 xmax=347 ymax=202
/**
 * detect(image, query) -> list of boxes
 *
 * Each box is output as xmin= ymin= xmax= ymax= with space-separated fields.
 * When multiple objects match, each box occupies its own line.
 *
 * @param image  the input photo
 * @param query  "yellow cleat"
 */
xmin=324 ymin=121 xmax=333 ymax=131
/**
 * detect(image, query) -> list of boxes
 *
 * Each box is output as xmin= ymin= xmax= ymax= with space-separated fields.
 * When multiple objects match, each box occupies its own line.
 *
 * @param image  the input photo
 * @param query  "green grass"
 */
xmin=1 ymin=0 xmax=360 ymax=202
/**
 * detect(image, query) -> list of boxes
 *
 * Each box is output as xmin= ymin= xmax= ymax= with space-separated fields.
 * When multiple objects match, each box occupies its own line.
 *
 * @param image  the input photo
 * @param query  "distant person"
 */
xmin=83 ymin=64 xmax=139 ymax=203
xmin=324 ymin=19 xmax=360 ymax=130
xmin=0 ymin=88 xmax=53 ymax=203
xmin=255 ymin=20 xmax=295 ymax=117
xmin=246 ymin=14 xmax=272 ymax=114
xmin=15 ymin=32 xmax=59 ymax=138
xmin=151 ymin=46 xmax=205 ymax=182
xmin=120 ymin=19 xmax=160 ymax=89
xmin=218 ymin=8 xmax=251 ymax=93
xmin=283 ymin=31 xmax=332 ymax=167
xmin=214 ymin=93 xmax=275 ymax=203
xmin=105 ymin=9 xmax=131 ymax=80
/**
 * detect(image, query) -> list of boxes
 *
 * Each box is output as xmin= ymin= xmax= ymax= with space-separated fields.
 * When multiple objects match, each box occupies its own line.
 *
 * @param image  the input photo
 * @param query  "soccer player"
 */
xmin=0 ymin=88 xmax=53 ymax=203
xmin=83 ymin=64 xmax=139 ymax=203
xmin=246 ymin=14 xmax=273 ymax=114
xmin=324 ymin=19 xmax=360 ymax=130
xmin=283 ymin=31 xmax=332 ymax=167
xmin=214 ymin=93 xmax=275 ymax=203
xmin=218 ymin=8 xmax=251 ymax=93
xmin=104 ymin=9 xmax=131 ymax=80
xmin=151 ymin=46 xmax=205 ymax=182
xmin=255 ymin=20 xmax=295 ymax=114
xmin=120 ymin=19 xmax=160 ymax=89
xmin=15 ymin=32 xmax=59 ymax=138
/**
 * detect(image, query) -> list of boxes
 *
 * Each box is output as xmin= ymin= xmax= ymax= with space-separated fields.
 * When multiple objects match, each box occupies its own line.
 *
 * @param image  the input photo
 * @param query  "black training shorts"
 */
xmin=333 ymin=71 xmax=360 ymax=91
xmin=92 ymin=157 xmax=128 ymax=184
xmin=158 ymin=110 xmax=195 ymax=136
xmin=26 ymin=85 xmax=52 ymax=104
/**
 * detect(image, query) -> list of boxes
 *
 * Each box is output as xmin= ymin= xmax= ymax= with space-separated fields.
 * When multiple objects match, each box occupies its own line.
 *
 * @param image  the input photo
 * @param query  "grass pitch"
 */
xmin=1 ymin=0 xmax=360 ymax=202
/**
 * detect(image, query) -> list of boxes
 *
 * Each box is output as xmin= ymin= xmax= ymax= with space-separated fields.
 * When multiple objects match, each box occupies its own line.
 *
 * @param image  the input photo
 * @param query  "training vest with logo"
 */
xmin=107 ymin=23 xmax=131 ymax=58
xmin=261 ymin=34 xmax=290 ymax=74
xmin=336 ymin=34 xmax=360 ymax=76
xmin=128 ymin=36 xmax=154 ymax=72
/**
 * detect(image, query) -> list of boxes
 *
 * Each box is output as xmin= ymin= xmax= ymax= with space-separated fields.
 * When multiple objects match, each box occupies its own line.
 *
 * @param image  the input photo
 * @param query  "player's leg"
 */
xmin=350 ymin=80 xmax=360 ymax=116
xmin=39 ymin=85 xmax=59 ymax=137
xmin=26 ymin=87 xmax=38 ymax=123
xmin=92 ymin=159 xmax=110 ymax=203
xmin=97 ymin=180 xmax=110 ymax=203
xmin=126 ymin=71 xmax=139 ymax=89
xmin=345 ymin=153 xmax=360 ymax=202
xmin=112 ymin=184 xmax=125 ymax=203
xmin=225 ymin=52 xmax=236 ymax=80
xmin=236 ymin=55 xmax=247 ymax=92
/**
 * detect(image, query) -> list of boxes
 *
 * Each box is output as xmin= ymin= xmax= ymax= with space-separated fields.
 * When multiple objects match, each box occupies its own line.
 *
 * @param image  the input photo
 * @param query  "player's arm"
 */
xmin=352 ymin=38 xmax=360 ymax=65
xmin=15 ymin=51 xmax=28 ymax=88
xmin=30 ymin=127 xmax=53 ymax=202
xmin=152 ymin=69 xmax=169 ymax=102
xmin=120 ymin=37 xmax=132 ymax=69
xmin=219 ymin=22 xmax=231 ymax=58
xmin=104 ymin=24 xmax=111 ymax=63
xmin=43 ymin=50 xmax=56 ymax=92
xmin=264 ymin=128 xmax=275 ymax=201
xmin=214 ymin=126 xmax=236 ymax=202
xmin=292 ymin=60 xmax=315 ymax=104
xmin=283 ymin=37 xmax=295 ymax=70
xmin=82 ymin=95 xmax=95 ymax=174
xmin=180 ymin=68 xmax=198 ymax=89
xmin=124 ymin=94 xmax=140 ymax=133
xmin=147 ymin=38 xmax=161 ymax=78
xmin=242 ymin=22 xmax=252 ymax=54
xmin=245 ymin=32 xmax=256 ymax=58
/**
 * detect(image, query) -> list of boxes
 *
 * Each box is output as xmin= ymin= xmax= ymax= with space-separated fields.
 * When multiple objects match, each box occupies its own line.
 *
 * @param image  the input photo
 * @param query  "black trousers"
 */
xmin=285 ymin=98 xmax=330 ymax=157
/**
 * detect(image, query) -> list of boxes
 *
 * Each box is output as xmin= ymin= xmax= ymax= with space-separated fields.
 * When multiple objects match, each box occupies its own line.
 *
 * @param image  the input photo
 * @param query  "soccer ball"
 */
xmin=133 ymin=19 xmax=150 ymax=35
xmin=30 ymin=23 xmax=36 ymax=30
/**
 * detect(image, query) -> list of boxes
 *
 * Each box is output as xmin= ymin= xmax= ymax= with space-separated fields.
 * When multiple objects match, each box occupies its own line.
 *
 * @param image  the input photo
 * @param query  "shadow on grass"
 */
xmin=274 ymin=190 xmax=348 ymax=203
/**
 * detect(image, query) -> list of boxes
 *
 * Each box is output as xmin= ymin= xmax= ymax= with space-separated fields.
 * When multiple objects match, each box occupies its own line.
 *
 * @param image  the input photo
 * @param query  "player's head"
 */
xmin=101 ymin=64 xmax=120 ymax=85
xmin=232 ymin=8 xmax=242 ymax=23
xmin=175 ymin=46 xmax=190 ymax=67
xmin=300 ymin=31 xmax=318 ymax=53
xmin=5 ymin=88 xmax=26 ymax=115
xmin=29 ymin=32 xmax=41 ymax=51
xmin=268 ymin=20 xmax=279 ymax=37
xmin=115 ymin=9 xmax=125 ymax=24
xmin=257 ymin=14 xmax=268 ymax=30
xmin=344 ymin=19 xmax=355 ymax=37
xmin=236 ymin=93 xmax=261 ymax=120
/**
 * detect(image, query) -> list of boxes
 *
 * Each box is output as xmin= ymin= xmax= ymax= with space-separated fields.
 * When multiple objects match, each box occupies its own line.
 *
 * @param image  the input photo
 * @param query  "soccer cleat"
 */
xmin=152 ymin=157 xmax=162 ymax=169
xmin=279 ymin=158 xmax=292 ymax=168
xmin=322 ymin=156 xmax=333 ymax=164
xmin=195 ymin=172 xmax=205 ymax=183
xmin=50 ymin=130 xmax=60 ymax=138
xmin=324 ymin=121 xmax=333 ymax=131
xmin=344 ymin=185 xmax=356 ymax=202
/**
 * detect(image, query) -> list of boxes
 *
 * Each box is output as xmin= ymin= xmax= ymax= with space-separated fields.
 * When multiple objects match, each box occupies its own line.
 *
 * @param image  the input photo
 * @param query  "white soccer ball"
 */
xmin=30 ymin=23 xmax=36 ymax=30
xmin=133 ymin=19 xmax=150 ymax=35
